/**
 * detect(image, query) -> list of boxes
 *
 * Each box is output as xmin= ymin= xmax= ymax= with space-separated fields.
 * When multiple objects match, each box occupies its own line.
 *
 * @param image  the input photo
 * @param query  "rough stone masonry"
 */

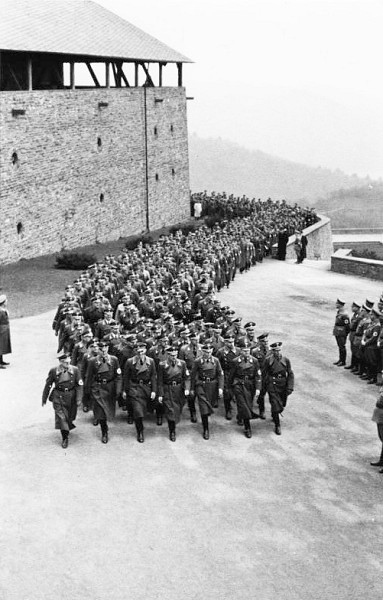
xmin=0 ymin=87 xmax=190 ymax=264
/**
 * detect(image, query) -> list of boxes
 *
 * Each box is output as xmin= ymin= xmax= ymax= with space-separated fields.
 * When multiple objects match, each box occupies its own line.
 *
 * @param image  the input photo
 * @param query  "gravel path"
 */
xmin=1 ymin=258 xmax=382 ymax=600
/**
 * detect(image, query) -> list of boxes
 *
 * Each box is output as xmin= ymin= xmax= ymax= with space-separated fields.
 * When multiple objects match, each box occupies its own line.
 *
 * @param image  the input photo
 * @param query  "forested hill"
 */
xmin=188 ymin=134 xmax=373 ymax=203
xmin=314 ymin=185 xmax=383 ymax=228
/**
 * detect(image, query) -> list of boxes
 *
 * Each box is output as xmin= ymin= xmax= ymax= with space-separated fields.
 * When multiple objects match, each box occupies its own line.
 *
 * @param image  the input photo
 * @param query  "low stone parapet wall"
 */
xmin=331 ymin=248 xmax=383 ymax=281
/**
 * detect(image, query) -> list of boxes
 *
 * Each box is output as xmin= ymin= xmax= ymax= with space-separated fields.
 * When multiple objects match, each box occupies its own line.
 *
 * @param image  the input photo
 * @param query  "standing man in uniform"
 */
xmin=216 ymin=333 xmax=240 ymax=420
xmin=179 ymin=331 xmax=203 ymax=423
xmin=361 ymin=307 xmax=381 ymax=384
xmin=344 ymin=302 xmax=362 ymax=372
xmin=42 ymin=354 xmax=83 ymax=448
xmin=85 ymin=341 xmax=122 ymax=443
xmin=251 ymin=332 xmax=269 ymax=419
xmin=333 ymin=299 xmax=350 ymax=367
xmin=263 ymin=342 xmax=294 ymax=435
xmin=122 ymin=343 xmax=157 ymax=443
xmin=0 ymin=294 xmax=11 ymax=368
xmin=191 ymin=344 xmax=224 ymax=439
xmin=230 ymin=345 xmax=261 ymax=438
xmin=157 ymin=346 xmax=191 ymax=441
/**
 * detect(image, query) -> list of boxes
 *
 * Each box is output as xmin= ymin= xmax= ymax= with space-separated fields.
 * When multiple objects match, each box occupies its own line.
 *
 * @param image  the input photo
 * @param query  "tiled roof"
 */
xmin=0 ymin=0 xmax=192 ymax=62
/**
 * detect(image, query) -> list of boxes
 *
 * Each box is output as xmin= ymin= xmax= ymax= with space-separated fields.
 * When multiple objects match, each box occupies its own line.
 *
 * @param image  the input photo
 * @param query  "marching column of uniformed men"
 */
xmin=43 ymin=194 xmax=305 ymax=447
xmin=333 ymin=294 xmax=383 ymax=386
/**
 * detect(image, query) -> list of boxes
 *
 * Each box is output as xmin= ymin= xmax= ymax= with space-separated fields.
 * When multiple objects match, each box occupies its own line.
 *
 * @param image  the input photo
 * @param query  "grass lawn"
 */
xmin=0 ymin=221 xmax=198 ymax=319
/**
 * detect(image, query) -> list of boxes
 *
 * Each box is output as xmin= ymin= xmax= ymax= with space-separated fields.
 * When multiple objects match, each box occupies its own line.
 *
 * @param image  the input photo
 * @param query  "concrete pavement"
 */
xmin=1 ymin=257 xmax=383 ymax=600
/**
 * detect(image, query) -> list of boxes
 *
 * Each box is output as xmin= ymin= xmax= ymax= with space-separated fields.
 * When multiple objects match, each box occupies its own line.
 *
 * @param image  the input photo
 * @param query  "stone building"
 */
xmin=0 ymin=0 xmax=192 ymax=263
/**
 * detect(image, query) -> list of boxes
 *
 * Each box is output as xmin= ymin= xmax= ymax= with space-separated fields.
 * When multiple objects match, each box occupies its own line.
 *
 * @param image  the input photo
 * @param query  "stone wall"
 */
xmin=273 ymin=214 xmax=333 ymax=260
xmin=0 ymin=87 xmax=190 ymax=264
xmin=333 ymin=241 xmax=383 ymax=261
xmin=331 ymin=249 xmax=383 ymax=281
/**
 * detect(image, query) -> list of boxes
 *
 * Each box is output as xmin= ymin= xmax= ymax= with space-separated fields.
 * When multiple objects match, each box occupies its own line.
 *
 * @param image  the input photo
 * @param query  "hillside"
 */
xmin=188 ymin=134 xmax=373 ymax=203
xmin=314 ymin=185 xmax=383 ymax=229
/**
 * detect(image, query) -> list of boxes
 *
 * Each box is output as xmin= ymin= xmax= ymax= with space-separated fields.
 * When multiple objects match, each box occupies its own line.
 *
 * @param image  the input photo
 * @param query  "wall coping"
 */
xmin=332 ymin=248 xmax=383 ymax=266
xmin=332 ymin=227 xmax=383 ymax=234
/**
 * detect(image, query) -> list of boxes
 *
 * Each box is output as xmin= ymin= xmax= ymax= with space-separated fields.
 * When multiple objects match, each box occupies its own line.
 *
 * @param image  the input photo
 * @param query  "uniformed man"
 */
xmin=230 ymin=345 xmax=261 ymax=438
xmin=333 ymin=299 xmax=350 ymax=366
xmin=251 ymin=332 xmax=270 ymax=419
xmin=237 ymin=321 xmax=257 ymax=349
xmin=344 ymin=302 xmax=362 ymax=372
xmin=122 ymin=342 xmax=157 ymax=443
xmin=179 ymin=331 xmax=202 ymax=422
xmin=361 ymin=307 xmax=381 ymax=384
xmin=355 ymin=304 xmax=372 ymax=377
xmin=216 ymin=333 xmax=240 ymax=420
xmin=42 ymin=354 xmax=83 ymax=448
xmin=84 ymin=341 xmax=122 ymax=443
xmin=191 ymin=344 xmax=224 ymax=439
xmin=263 ymin=342 xmax=294 ymax=435
xmin=157 ymin=345 xmax=191 ymax=441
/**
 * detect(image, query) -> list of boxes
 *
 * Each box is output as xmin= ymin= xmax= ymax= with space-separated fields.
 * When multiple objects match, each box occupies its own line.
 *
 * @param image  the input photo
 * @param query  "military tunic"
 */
xmin=263 ymin=355 xmax=294 ymax=415
xmin=42 ymin=366 xmax=83 ymax=431
xmin=122 ymin=356 xmax=157 ymax=419
xmin=191 ymin=356 xmax=224 ymax=416
xmin=158 ymin=358 xmax=190 ymax=423
xmin=85 ymin=355 xmax=121 ymax=421
xmin=230 ymin=355 xmax=261 ymax=420
xmin=333 ymin=310 xmax=350 ymax=363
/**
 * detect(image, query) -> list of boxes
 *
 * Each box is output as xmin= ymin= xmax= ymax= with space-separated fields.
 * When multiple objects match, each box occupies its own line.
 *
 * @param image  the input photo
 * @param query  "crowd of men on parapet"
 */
xmin=42 ymin=193 xmax=317 ymax=448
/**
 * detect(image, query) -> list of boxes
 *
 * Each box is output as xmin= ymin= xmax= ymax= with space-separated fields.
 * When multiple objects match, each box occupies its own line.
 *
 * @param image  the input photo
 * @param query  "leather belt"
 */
xmin=202 ymin=377 xmax=216 ymax=383
xmin=272 ymin=374 xmax=286 ymax=380
xmin=132 ymin=379 xmax=151 ymax=385
xmin=166 ymin=381 xmax=181 ymax=387
xmin=56 ymin=387 xmax=74 ymax=393
xmin=96 ymin=378 xmax=112 ymax=384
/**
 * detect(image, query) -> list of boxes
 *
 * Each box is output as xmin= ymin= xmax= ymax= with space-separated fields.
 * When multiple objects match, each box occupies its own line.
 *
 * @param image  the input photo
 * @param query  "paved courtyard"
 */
xmin=1 ymin=258 xmax=382 ymax=600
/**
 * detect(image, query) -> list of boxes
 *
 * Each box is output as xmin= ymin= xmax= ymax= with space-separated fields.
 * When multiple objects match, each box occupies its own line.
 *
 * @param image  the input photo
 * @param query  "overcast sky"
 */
xmin=96 ymin=0 xmax=383 ymax=179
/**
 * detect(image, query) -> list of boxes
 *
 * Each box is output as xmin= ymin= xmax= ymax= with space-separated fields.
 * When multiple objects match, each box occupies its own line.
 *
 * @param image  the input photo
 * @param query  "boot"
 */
xmin=202 ymin=415 xmax=209 ymax=440
xmin=61 ymin=430 xmax=69 ymax=449
xmin=135 ymin=418 xmax=144 ymax=443
xmin=370 ymin=445 xmax=383 ymax=466
xmin=100 ymin=420 xmax=108 ymax=444
xmin=244 ymin=419 xmax=252 ymax=438
xmin=190 ymin=411 xmax=197 ymax=423
xmin=225 ymin=408 xmax=232 ymax=420
xmin=273 ymin=413 xmax=281 ymax=435
xmin=168 ymin=420 xmax=176 ymax=442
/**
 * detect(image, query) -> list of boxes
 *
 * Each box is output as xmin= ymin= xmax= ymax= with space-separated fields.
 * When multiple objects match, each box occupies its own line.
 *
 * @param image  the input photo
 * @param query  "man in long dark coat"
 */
xmin=42 ymin=354 xmax=83 ymax=448
xmin=85 ymin=341 xmax=122 ymax=443
xmin=122 ymin=343 xmax=157 ymax=443
xmin=191 ymin=344 xmax=224 ymax=440
xmin=230 ymin=345 xmax=261 ymax=438
xmin=157 ymin=346 xmax=191 ymax=441
xmin=0 ymin=294 xmax=11 ymax=368
xmin=263 ymin=342 xmax=294 ymax=435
